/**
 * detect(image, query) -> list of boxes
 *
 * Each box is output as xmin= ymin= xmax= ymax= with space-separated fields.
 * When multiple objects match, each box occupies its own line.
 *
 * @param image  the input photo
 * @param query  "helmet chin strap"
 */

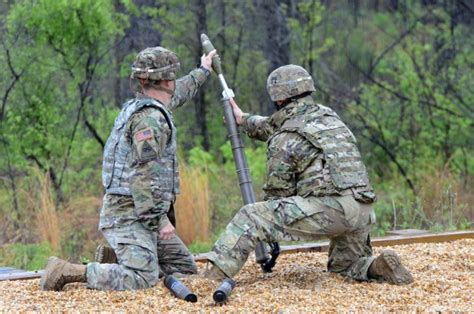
xmin=274 ymin=91 xmax=313 ymax=111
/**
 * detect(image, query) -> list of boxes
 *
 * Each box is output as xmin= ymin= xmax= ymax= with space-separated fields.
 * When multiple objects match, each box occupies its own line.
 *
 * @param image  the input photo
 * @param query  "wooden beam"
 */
xmin=194 ymin=230 xmax=474 ymax=262
xmin=371 ymin=230 xmax=473 ymax=246
xmin=0 ymin=270 xmax=44 ymax=281
xmin=1 ymin=230 xmax=472 ymax=281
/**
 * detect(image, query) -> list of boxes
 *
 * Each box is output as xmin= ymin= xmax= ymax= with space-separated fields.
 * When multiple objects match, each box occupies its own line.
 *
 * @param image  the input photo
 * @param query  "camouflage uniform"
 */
xmin=207 ymin=94 xmax=377 ymax=281
xmin=87 ymin=67 xmax=208 ymax=291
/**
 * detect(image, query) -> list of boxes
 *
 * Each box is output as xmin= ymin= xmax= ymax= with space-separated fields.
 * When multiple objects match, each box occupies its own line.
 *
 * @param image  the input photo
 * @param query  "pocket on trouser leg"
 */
xmin=335 ymin=196 xmax=360 ymax=228
xmin=115 ymin=237 xmax=157 ymax=271
xmin=277 ymin=196 xmax=324 ymax=226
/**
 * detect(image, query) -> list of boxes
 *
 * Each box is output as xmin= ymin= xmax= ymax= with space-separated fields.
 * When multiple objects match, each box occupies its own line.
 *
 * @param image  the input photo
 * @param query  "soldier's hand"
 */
xmin=230 ymin=98 xmax=244 ymax=125
xmin=159 ymin=222 xmax=175 ymax=240
xmin=201 ymin=50 xmax=217 ymax=72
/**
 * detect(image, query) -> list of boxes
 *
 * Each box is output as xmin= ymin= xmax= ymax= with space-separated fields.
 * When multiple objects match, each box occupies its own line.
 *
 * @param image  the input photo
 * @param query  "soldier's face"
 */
xmin=273 ymin=100 xmax=285 ymax=111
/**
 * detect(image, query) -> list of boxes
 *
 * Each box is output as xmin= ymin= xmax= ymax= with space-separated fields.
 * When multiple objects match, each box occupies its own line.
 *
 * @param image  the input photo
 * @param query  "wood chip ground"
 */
xmin=0 ymin=239 xmax=472 ymax=312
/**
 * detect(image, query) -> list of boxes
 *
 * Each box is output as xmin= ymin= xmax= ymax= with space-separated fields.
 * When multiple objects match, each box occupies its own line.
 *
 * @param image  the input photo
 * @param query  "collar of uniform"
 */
xmin=270 ymin=95 xmax=315 ymax=129
xmin=134 ymin=93 xmax=171 ymax=113
xmin=135 ymin=92 xmax=165 ymax=105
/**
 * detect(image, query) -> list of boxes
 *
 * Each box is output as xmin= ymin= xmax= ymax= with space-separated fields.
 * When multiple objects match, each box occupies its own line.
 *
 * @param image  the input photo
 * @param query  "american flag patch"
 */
xmin=135 ymin=129 xmax=153 ymax=142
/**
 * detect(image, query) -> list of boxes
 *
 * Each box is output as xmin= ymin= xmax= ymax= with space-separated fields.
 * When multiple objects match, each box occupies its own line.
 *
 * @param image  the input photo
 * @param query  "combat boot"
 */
xmin=40 ymin=257 xmax=87 ymax=291
xmin=368 ymin=250 xmax=413 ymax=285
xmin=94 ymin=244 xmax=118 ymax=264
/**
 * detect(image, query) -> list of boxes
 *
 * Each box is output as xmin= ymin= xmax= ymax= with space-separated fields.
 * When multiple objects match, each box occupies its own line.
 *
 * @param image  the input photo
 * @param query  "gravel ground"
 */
xmin=0 ymin=239 xmax=472 ymax=312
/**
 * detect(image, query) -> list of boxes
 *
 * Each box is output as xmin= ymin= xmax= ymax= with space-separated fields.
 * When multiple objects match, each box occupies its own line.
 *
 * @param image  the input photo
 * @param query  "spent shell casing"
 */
xmin=164 ymin=275 xmax=197 ymax=303
xmin=213 ymin=278 xmax=236 ymax=305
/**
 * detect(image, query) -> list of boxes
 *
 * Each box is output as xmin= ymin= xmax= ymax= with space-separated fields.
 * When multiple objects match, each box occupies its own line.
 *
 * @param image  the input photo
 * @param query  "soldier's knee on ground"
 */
xmin=327 ymin=254 xmax=353 ymax=274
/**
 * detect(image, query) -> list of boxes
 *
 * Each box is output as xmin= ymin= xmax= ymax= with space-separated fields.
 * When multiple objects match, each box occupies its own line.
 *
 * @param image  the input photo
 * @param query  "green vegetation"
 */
xmin=0 ymin=242 xmax=53 ymax=270
xmin=0 ymin=1 xmax=472 ymax=270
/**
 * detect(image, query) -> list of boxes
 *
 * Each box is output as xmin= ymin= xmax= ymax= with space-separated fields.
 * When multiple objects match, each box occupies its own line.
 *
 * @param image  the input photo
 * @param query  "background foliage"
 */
xmin=0 ymin=0 xmax=472 ymax=269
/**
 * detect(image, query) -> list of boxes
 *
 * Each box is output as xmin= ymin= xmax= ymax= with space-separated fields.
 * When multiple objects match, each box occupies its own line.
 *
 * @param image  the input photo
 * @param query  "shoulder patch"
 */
xmin=139 ymin=141 xmax=157 ymax=162
xmin=134 ymin=128 xmax=153 ymax=142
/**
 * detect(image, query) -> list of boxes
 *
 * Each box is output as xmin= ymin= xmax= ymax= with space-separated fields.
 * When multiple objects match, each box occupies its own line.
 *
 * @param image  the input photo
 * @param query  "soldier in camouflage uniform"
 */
xmin=40 ymin=47 xmax=217 ymax=291
xmin=205 ymin=65 xmax=413 ymax=285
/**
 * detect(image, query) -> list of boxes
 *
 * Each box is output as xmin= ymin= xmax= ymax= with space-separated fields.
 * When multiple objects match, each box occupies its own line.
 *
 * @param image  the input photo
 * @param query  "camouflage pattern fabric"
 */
xmin=90 ymin=67 xmax=207 ymax=291
xmin=276 ymin=102 xmax=375 ymax=200
xmin=131 ymin=47 xmax=180 ymax=81
xmin=242 ymin=95 xmax=375 ymax=201
xmin=87 ymin=222 xmax=197 ymax=290
xmin=207 ymin=195 xmax=375 ymax=279
xmin=240 ymin=114 xmax=273 ymax=142
xmin=87 ymin=222 xmax=159 ymax=290
xmin=128 ymin=104 xmax=177 ymax=231
xmin=156 ymin=233 xmax=197 ymax=275
xmin=208 ymin=95 xmax=377 ymax=281
xmin=169 ymin=68 xmax=207 ymax=110
xmin=100 ymin=68 xmax=207 ymax=231
xmin=266 ymin=64 xmax=316 ymax=102
xmin=101 ymin=99 xmax=176 ymax=201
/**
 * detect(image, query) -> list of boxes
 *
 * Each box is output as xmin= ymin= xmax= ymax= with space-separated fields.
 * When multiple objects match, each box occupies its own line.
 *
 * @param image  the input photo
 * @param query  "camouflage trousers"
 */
xmin=86 ymin=222 xmax=197 ymax=290
xmin=207 ymin=195 xmax=376 ymax=280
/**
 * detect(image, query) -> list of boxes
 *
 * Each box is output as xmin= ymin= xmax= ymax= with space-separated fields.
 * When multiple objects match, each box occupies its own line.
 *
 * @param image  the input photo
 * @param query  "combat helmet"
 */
xmin=131 ymin=47 xmax=180 ymax=81
xmin=266 ymin=65 xmax=315 ymax=102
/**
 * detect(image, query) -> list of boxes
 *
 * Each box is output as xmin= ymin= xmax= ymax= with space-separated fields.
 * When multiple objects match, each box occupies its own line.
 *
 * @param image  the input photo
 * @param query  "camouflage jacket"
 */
xmin=241 ymin=95 xmax=375 ymax=202
xmin=99 ymin=68 xmax=208 ymax=231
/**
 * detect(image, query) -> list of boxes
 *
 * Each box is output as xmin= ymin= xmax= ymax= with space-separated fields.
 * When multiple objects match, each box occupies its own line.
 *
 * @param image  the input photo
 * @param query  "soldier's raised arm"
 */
xmin=168 ymin=51 xmax=216 ymax=111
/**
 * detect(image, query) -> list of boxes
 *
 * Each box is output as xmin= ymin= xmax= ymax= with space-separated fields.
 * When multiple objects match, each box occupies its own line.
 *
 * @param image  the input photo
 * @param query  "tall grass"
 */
xmin=418 ymin=167 xmax=473 ymax=228
xmin=373 ymin=166 xmax=472 ymax=234
xmin=25 ymin=169 xmax=61 ymax=252
xmin=175 ymin=160 xmax=210 ymax=245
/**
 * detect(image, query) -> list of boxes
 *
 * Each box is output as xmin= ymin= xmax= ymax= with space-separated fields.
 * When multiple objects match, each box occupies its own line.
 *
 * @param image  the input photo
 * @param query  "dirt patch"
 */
xmin=0 ymin=239 xmax=472 ymax=312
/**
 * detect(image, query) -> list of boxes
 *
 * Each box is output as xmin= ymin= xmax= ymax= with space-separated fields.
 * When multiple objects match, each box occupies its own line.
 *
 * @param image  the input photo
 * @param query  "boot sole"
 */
xmin=94 ymin=245 xmax=105 ymax=263
xmin=94 ymin=244 xmax=117 ymax=264
xmin=380 ymin=250 xmax=414 ymax=285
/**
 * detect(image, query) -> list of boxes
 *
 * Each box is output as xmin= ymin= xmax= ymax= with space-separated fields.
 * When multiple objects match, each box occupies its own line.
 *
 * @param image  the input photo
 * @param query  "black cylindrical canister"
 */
xmin=164 ymin=275 xmax=197 ymax=303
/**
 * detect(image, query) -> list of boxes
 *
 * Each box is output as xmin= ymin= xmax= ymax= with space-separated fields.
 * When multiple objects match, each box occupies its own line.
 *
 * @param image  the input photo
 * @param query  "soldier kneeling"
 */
xmin=40 ymin=46 xmax=216 ymax=291
xmin=204 ymin=65 xmax=413 ymax=285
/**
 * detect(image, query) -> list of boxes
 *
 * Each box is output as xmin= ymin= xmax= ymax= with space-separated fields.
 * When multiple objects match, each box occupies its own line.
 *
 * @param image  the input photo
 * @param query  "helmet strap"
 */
xmin=274 ymin=91 xmax=313 ymax=111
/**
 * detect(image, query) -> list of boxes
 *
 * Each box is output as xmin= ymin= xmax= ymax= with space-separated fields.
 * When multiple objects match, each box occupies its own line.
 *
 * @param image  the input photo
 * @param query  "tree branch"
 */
xmin=1 ymin=44 xmax=25 ymax=120
xmin=347 ymin=53 xmax=464 ymax=118
xmin=368 ymin=19 xmax=419 ymax=76
xmin=84 ymin=118 xmax=105 ymax=148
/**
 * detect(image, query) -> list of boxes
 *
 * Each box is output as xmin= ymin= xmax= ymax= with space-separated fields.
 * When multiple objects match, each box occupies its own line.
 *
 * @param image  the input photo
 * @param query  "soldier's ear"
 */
xmin=162 ymin=80 xmax=175 ymax=89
